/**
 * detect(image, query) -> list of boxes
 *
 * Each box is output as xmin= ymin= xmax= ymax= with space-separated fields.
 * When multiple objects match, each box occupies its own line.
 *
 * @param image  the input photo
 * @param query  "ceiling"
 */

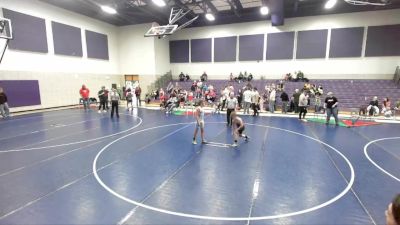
xmin=42 ymin=0 xmax=400 ymax=27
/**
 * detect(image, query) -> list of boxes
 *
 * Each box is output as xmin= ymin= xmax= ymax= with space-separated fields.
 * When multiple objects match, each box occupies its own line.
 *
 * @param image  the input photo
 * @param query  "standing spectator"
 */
xmin=226 ymin=92 xmax=238 ymax=126
xmin=324 ymin=92 xmax=339 ymax=125
xmin=280 ymin=89 xmax=289 ymax=114
xmin=229 ymin=73 xmax=234 ymax=81
xmin=237 ymin=89 xmax=243 ymax=109
xmin=135 ymin=85 xmax=142 ymax=107
xmin=367 ymin=96 xmax=379 ymax=116
xmin=221 ymin=86 xmax=229 ymax=111
xmin=79 ymin=85 xmax=90 ymax=110
xmin=110 ymin=88 xmax=120 ymax=118
xmin=98 ymin=86 xmax=107 ymax=113
xmin=252 ymin=88 xmax=260 ymax=116
xmin=298 ymin=90 xmax=308 ymax=120
xmin=243 ymin=88 xmax=253 ymax=115
xmin=0 ymin=87 xmax=10 ymax=118
xmin=386 ymin=193 xmax=400 ymax=225
xmin=288 ymin=96 xmax=295 ymax=113
xmin=179 ymin=72 xmax=185 ymax=81
xmin=293 ymin=89 xmax=301 ymax=113
xmin=269 ymin=88 xmax=276 ymax=113
xmin=125 ymin=88 xmax=133 ymax=110
xmin=104 ymin=88 xmax=109 ymax=110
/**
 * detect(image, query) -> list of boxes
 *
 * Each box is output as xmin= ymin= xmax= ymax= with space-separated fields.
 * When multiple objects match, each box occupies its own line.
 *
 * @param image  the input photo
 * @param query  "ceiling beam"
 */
xmin=202 ymin=0 xmax=218 ymax=14
xmin=232 ymin=0 xmax=244 ymax=12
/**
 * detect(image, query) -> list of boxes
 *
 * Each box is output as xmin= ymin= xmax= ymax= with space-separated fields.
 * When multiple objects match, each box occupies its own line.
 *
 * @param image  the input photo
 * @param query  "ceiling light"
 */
xmin=260 ymin=6 xmax=269 ymax=15
xmin=324 ymin=0 xmax=337 ymax=9
xmin=205 ymin=13 xmax=215 ymax=21
xmin=152 ymin=0 xmax=166 ymax=7
xmin=100 ymin=5 xmax=117 ymax=14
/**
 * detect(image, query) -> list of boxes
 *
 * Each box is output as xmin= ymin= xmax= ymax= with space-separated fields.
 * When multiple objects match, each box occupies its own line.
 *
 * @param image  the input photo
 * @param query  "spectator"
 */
xmin=230 ymin=73 xmax=234 ymax=81
xmin=298 ymin=90 xmax=308 ymax=120
xmin=252 ymin=88 xmax=260 ymax=116
xmin=280 ymin=89 xmax=289 ymax=114
xmin=104 ymin=88 xmax=109 ymax=109
xmin=0 ymin=87 xmax=10 ymax=118
xmin=190 ymin=81 xmax=197 ymax=92
xmin=293 ymin=89 xmax=301 ymax=113
xmin=201 ymin=71 xmax=208 ymax=82
xmin=167 ymin=82 xmax=174 ymax=94
xmin=98 ymin=86 xmax=107 ymax=113
xmin=382 ymin=97 xmax=392 ymax=117
xmin=386 ymin=193 xmax=400 ymax=225
xmin=324 ymin=92 xmax=339 ymax=125
xmin=277 ymin=80 xmax=284 ymax=92
xmin=237 ymin=89 xmax=243 ymax=109
xmin=125 ymin=88 xmax=133 ymax=110
xmin=243 ymin=88 xmax=253 ymax=114
xmin=179 ymin=72 xmax=185 ymax=81
xmin=135 ymin=85 xmax=142 ymax=107
xmin=110 ymin=88 xmax=120 ymax=118
xmin=79 ymin=85 xmax=90 ymax=110
xmin=269 ymin=88 xmax=276 ymax=113
xmin=185 ymin=73 xmax=190 ymax=81
xmin=288 ymin=96 xmax=295 ymax=113
xmin=367 ymin=96 xmax=379 ymax=116
xmin=248 ymin=73 xmax=253 ymax=82
xmin=238 ymin=72 xmax=244 ymax=83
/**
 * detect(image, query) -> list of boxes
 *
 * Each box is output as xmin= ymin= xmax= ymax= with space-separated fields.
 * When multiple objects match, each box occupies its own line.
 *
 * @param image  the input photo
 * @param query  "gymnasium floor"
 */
xmin=0 ymin=107 xmax=399 ymax=225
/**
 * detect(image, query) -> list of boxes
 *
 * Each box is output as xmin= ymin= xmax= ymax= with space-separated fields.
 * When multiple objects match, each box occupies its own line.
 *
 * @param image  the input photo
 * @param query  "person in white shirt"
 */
xmin=298 ymin=90 xmax=309 ymax=120
xmin=243 ymin=88 xmax=253 ymax=115
xmin=226 ymin=92 xmax=238 ymax=126
xmin=269 ymin=88 xmax=276 ymax=113
xmin=109 ymin=88 xmax=120 ymax=119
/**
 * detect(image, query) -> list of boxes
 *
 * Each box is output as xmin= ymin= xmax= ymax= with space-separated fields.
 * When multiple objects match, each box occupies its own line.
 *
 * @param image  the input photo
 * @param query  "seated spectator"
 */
xmin=386 ymin=193 xmax=400 ymax=225
xmin=367 ymin=96 xmax=379 ymax=116
xmin=238 ymin=72 xmax=244 ymax=83
xmin=165 ymin=95 xmax=178 ymax=113
xmin=179 ymin=72 xmax=185 ymax=81
xmin=230 ymin=73 xmax=234 ymax=81
xmin=243 ymin=71 xmax=248 ymax=81
xmin=248 ymin=73 xmax=253 ymax=82
xmin=185 ymin=73 xmax=190 ymax=81
xmin=284 ymin=73 xmax=292 ymax=81
xmin=201 ymin=71 xmax=208 ymax=82
xmin=382 ymin=97 xmax=392 ymax=117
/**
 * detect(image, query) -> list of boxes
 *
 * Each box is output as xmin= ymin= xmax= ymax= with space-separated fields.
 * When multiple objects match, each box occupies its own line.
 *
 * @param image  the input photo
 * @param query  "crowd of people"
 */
xmin=78 ymin=84 xmax=142 ymax=119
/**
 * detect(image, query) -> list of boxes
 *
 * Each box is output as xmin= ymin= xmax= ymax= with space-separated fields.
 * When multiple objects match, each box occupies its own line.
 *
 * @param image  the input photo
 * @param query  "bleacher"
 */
xmin=164 ymin=79 xmax=400 ymax=111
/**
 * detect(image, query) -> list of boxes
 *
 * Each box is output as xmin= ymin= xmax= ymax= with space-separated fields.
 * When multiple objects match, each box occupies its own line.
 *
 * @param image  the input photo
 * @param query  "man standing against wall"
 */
xmin=79 ymin=85 xmax=90 ymax=110
xmin=135 ymin=85 xmax=142 ymax=107
xmin=243 ymin=88 xmax=253 ymax=115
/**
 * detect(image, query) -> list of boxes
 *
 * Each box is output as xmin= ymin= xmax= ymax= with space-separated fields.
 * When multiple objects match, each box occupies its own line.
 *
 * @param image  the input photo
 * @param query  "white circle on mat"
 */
xmin=364 ymin=137 xmax=400 ymax=182
xmin=0 ymin=114 xmax=142 ymax=153
xmin=93 ymin=122 xmax=355 ymax=221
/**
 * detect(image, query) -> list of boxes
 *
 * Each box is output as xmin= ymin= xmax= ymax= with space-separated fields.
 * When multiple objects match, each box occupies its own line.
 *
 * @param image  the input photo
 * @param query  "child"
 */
xmin=192 ymin=100 xmax=206 ymax=144
xmin=230 ymin=111 xmax=249 ymax=147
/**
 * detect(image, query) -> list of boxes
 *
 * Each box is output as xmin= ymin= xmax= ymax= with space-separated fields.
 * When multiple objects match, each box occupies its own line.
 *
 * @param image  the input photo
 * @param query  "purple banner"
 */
xmin=0 ymin=80 xmax=41 ymax=107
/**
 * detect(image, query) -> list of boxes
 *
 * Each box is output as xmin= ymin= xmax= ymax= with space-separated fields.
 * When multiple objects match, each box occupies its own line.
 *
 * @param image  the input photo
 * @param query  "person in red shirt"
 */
xmin=79 ymin=85 xmax=90 ymax=110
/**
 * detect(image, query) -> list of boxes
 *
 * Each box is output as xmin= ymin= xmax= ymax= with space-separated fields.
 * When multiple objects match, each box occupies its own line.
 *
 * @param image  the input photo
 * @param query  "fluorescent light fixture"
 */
xmin=205 ymin=13 xmax=215 ymax=21
xmin=324 ymin=0 xmax=337 ymax=9
xmin=101 ymin=5 xmax=117 ymax=14
xmin=260 ymin=6 xmax=269 ymax=15
xmin=152 ymin=0 xmax=166 ymax=7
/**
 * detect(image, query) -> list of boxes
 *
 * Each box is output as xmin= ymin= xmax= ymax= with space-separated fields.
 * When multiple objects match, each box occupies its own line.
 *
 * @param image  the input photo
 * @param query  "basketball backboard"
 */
xmin=144 ymin=24 xmax=178 ymax=37
xmin=0 ymin=17 xmax=12 ymax=40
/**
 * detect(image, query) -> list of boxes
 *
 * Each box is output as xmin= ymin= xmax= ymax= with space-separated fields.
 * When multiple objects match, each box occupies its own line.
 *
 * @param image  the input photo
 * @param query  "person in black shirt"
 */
xmin=367 ymin=96 xmax=379 ymax=116
xmin=179 ymin=72 xmax=185 ymax=81
xmin=98 ymin=86 xmax=107 ymax=113
xmin=0 ymin=87 xmax=10 ymax=118
xmin=280 ymin=90 xmax=289 ymax=114
xmin=324 ymin=92 xmax=339 ymax=125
